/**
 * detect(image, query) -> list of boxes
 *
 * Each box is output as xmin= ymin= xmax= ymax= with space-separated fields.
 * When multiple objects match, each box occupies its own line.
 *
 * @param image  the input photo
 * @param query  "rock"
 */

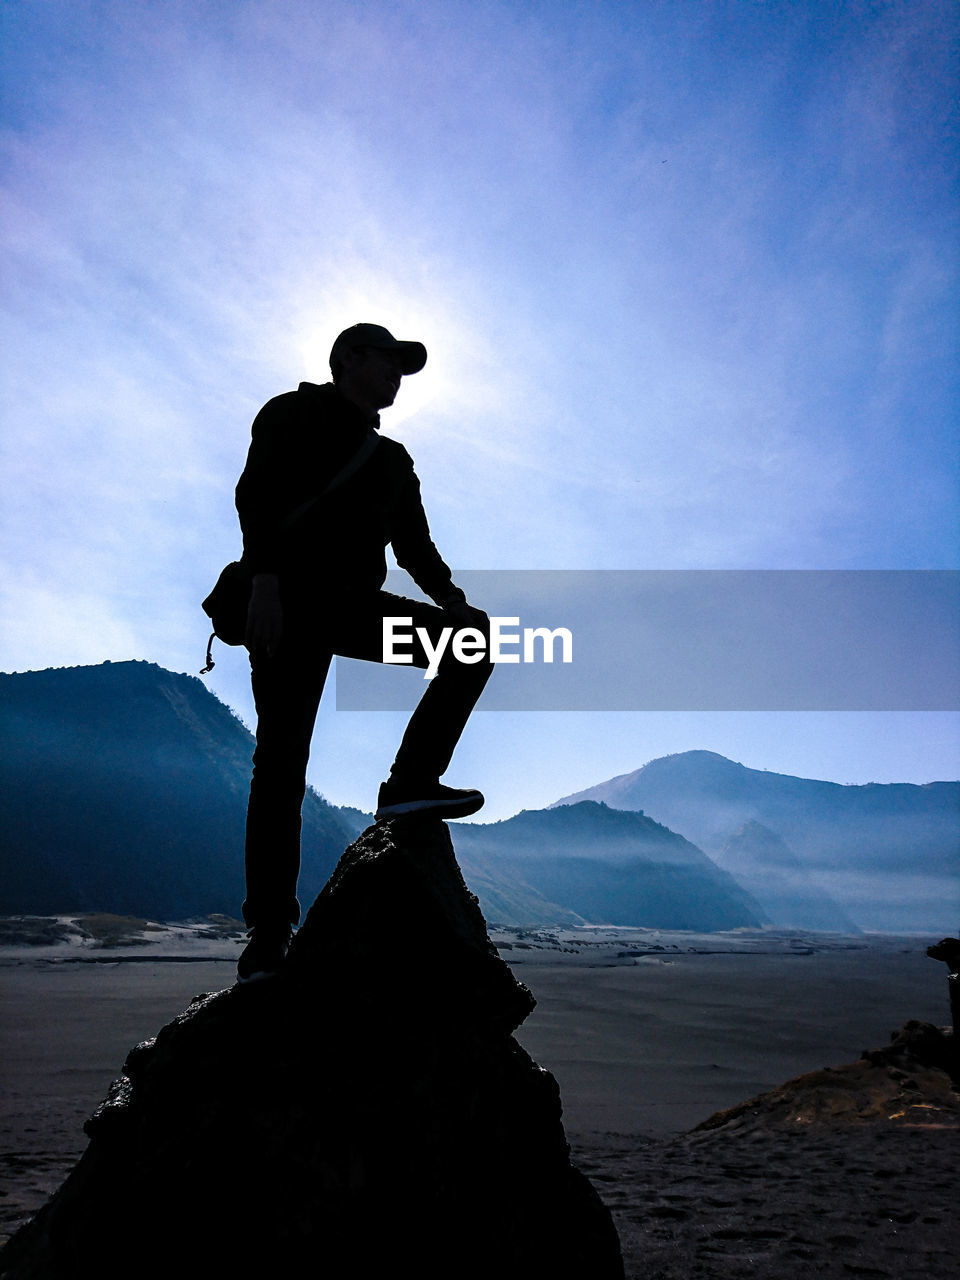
xmin=690 ymin=1020 xmax=959 ymax=1138
xmin=861 ymin=1017 xmax=960 ymax=1090
xmin=927 ymin=937 xmax=960 ymax=1041
xmin=926 ymin=936 xmax=960 ymax=971
xmin=0 ymin=819 xmax=624 ymax=1279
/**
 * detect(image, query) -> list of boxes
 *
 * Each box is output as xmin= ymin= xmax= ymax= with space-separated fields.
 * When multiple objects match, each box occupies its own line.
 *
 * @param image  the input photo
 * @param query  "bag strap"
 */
xmin=200 ymin=630 xmax=217 ymax=675
xmin=280 ymin=428 xmax=381 ymax=532
xmin=200 ymin=430 xmax=380 ymax=677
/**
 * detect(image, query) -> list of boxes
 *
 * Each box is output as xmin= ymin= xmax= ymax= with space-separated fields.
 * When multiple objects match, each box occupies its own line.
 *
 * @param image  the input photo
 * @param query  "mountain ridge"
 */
xmin=450 ymin=801 xmax=766 ymax=930
xmin=3 ymin=664 xmax=955 ymax=932
xmin=553 ymin=750 xmax=959 ymax=932
xmin=0 ymin=661 xmax=352 ymax=920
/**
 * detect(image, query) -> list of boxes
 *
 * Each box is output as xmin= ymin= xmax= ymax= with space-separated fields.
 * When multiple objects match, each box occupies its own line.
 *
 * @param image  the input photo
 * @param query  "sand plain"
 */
xmin=1 ymin=924 xmax=956 ymax=1278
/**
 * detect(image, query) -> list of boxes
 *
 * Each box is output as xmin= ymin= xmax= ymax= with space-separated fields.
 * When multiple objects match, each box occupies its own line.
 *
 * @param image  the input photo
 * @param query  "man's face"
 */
xmin=345 ymin=346 xmax=405 ymax=410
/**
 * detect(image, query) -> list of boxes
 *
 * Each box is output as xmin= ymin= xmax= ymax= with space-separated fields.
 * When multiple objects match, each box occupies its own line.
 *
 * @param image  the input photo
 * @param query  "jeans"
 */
xmin=242 ymin=590 xmax=493 ymax=929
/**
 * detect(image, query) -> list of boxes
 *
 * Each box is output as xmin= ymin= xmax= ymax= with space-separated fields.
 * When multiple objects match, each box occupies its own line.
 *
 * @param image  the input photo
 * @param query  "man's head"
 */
xmin=332 ymin=318 xmax=427 ymax=386
xmin=330 ymin=323 xmax=427 ymax=415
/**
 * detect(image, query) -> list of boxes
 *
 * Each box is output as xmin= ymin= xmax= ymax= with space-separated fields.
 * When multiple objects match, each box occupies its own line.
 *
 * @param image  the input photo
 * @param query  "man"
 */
xmin=235 ymin=323 xmax=492 ymax=982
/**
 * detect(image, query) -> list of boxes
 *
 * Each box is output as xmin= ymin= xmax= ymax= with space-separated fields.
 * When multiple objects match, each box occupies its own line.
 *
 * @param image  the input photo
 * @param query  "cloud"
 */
xmin=1 ymin=1 xmax=956 ymax=799
xmin=0 ymin=575 xmax=142 ymax=671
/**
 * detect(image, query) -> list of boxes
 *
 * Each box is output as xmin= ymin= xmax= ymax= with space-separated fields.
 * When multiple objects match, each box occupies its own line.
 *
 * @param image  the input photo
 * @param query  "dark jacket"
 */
xmin=235 ymin=381 xmax=463 ymax=611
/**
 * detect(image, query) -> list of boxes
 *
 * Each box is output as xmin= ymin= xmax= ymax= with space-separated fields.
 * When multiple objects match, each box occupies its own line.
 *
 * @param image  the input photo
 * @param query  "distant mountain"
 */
xmin=451 ymin=801 xmax=766 ymax=930
xmin=716 ymin=821 xmax=858 ymax=932
xmin=0 ymin=661 xmax=354 ymax=919
xmin=554 ymin=751 xmax=960 ymax=932
xmin=6 ymin=662 xmax=761 ymax=931
xmin=11 ymin=665 xmax=946 ymax=933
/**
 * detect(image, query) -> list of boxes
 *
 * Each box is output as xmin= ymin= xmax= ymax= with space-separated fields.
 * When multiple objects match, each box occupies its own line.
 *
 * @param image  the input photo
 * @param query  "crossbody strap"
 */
xmin=201 ymin=429 xmax=381 ymax=675
xmin=280 ymin=428 xmax=381 ymax=532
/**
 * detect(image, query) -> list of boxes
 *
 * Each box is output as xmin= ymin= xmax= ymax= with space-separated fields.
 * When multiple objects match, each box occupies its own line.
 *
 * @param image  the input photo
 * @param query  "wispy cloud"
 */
xmin=1 ymin=0 xmax=956 ymax=799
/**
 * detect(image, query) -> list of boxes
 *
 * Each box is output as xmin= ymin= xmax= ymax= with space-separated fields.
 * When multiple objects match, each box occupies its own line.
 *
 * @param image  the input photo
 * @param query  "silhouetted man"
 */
xmin=234 ymin=324 xmax=492 ymax=982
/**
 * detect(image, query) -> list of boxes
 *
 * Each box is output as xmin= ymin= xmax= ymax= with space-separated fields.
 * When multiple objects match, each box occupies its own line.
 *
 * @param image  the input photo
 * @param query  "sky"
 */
xmin=2 ymin=0 xmax=958 ymax=820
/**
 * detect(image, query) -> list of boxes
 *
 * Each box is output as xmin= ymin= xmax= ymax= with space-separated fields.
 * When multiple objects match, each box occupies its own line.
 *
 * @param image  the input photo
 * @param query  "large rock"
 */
xmin=0 ymin=819 xmax=624 ymax=1279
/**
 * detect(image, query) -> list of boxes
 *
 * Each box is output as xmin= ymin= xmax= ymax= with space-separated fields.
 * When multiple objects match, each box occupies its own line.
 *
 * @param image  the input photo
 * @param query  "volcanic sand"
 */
xmin=1 ymin=930 xmax=956 ymax=1278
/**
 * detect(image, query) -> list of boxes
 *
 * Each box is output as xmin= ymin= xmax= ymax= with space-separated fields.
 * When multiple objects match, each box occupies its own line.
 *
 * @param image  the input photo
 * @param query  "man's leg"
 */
xmin=386 ymin=600 xmax=493 ymax=787
xmin=242 ymin=635 xmax=332 ymax=932
xmin=327 ymin=592 xmax=493 ymax=814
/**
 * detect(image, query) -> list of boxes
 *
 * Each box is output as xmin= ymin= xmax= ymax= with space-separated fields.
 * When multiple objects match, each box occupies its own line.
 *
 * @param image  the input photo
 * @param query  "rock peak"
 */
xmin=0 ymin=819 xmax=623 ymax=1279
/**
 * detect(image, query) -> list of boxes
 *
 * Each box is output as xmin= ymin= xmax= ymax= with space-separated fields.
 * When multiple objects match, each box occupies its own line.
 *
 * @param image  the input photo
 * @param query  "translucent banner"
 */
xmin=334 ymin=570 xmax=960 ymax=711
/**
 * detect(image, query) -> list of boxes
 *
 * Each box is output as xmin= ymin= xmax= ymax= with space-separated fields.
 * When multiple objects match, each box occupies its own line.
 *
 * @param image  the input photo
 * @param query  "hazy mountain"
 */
xmin=450 ymin=801 xmax=766 ymax=930
xmin=0 ymin=661 xmax=354 ymax=919
xmin=4 ymin=662 xmax=740 ymax=931
xmin=716 ymin=821 xmax=859 ymax=932
xmin=554 ymin=751 xmax=959 ymax=932
xmin=9 ymin=664 xmax=944 ymax=933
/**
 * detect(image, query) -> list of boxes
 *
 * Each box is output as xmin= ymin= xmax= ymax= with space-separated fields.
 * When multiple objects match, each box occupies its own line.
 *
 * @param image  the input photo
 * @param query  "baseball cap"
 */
xmin=329 ymin=323 xmax=427 ymax=376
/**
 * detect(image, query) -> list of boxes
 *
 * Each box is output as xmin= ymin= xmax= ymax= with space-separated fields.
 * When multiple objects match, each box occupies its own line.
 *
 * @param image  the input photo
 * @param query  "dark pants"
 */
xmin=242 ymin=591 xmax=493 ymax=929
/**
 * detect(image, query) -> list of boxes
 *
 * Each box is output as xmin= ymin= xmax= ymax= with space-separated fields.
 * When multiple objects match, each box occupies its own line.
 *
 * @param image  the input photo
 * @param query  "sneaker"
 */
xmin=375 ymin=780 xmax=485 ymax=821
xmin=236 ymin=925 xmax=293 ymax=984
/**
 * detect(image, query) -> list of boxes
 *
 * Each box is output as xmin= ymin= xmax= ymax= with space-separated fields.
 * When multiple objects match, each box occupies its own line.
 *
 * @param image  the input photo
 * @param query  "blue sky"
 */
xmin=2 ymin=0 xmax=958 ymax=818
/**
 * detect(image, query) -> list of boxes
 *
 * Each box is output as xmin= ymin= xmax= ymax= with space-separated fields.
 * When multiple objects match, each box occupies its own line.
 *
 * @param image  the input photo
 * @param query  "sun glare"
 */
xmin=292 ymin=276 xmax=501 ymax=434
xmin=294 ymin=318 xmax=442 ymax=430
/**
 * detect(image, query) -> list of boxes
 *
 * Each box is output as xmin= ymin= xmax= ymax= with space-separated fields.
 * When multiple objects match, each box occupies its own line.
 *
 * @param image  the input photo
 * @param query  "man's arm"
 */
xmin=235 ymin=399 xmax=292 ymax=577
xmin=236 ymin=397 xmax=294 ymax=653
xmin=388 ymin=453 xmax=489 ymax=632
xmin=389 ymin=453 xmax=467 ymax=602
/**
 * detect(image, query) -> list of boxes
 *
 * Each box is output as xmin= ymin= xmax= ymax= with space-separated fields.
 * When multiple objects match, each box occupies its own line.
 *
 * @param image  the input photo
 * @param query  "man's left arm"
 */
xmin=389 ymin=453 xmax=487 ymax=628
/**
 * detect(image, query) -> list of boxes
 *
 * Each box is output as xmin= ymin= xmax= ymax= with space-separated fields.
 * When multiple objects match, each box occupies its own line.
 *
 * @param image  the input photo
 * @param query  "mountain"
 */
xmin=716 ymin=821 xmax=858 ymax=932
xmin=554 ymin=751 xmax=959 ymax=932
xmin=0 ymin=661 xmax=353 ymax=919
xmin=450 ymin=801 xmax=766 ymax=930
xmin=10 ymin=664 xmax=945 ymax=933
xmin=3 ymin=662 xmax=758 ymax=931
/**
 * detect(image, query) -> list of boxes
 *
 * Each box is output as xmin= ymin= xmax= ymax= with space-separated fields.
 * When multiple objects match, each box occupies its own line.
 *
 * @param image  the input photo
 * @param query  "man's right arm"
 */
xmin=235 ymin=399 xmax=291 ymax=576
xmin=236 ymin=397 xmax=293 ymax=653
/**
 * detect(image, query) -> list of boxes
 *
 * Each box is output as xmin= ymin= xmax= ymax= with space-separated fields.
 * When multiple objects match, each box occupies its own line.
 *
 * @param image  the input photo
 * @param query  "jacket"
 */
xmin=235 ymin=381 xmax=463 ymax=610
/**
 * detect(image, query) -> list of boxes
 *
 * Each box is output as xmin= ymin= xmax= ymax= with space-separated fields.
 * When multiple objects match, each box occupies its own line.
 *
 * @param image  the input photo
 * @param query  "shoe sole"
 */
xmin=375 ymin=791 xmax=484 ymax=821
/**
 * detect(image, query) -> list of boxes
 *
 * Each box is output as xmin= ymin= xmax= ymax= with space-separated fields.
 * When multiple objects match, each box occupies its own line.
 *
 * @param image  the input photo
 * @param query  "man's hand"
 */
xmin=245 ymin=573 xmax=283 ymax=655
xmin=442 ymin=599 xmax=489 ymax=635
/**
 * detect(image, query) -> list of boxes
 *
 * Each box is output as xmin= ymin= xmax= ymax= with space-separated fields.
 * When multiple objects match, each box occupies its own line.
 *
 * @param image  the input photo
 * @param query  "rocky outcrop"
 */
xmin=927 ymin=937 xmax=960 ymax=1041
xmin=690 ymin=1020 xmax=959 ymax=1137
xmin=0 ymin=819 xmax=623 ymax=1279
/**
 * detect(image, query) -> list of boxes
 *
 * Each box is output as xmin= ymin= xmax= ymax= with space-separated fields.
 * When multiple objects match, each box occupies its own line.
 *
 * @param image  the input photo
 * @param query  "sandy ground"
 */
xmin=1 ymin=923 xmax=957 ymax=1277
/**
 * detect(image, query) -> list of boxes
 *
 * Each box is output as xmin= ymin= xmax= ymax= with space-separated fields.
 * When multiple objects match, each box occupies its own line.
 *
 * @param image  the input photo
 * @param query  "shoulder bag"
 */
xmin=200 ymin=428 xmax=380 ymax=671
